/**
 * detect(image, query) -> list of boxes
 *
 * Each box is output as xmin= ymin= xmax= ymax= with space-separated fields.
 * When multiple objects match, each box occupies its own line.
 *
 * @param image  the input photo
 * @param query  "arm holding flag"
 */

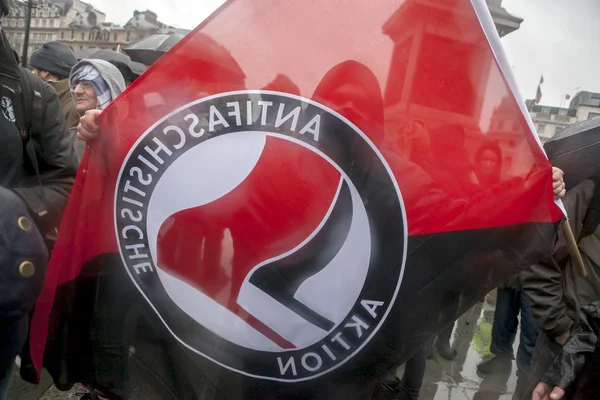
xmin=522 ymin=179 xmax=594 ymax=343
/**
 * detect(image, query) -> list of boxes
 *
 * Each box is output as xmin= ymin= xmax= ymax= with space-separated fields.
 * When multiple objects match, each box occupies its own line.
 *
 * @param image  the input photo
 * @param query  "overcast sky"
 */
xmin=91 ymin=0 xmax=598 ymax=108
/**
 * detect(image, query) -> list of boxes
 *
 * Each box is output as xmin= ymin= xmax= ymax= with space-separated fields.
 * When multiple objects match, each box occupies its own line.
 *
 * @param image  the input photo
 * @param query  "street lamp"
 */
xmin=20 ymin=0 xmax=32 ymax=67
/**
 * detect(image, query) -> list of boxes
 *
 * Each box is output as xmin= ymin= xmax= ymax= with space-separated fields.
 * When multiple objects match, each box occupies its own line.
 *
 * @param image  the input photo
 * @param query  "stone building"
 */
xmin=3 ymin=0 xmax=188 ymax=62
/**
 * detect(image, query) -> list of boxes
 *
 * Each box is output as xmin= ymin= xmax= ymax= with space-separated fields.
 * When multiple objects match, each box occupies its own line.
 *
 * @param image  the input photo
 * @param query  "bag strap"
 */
xmin=580 ymin=175 xmax=600 ymax=239
xmin=16 ymin=68 xmax=45 ymax=187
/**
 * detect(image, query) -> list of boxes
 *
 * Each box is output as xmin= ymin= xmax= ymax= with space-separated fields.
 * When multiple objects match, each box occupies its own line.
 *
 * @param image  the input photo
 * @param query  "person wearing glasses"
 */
xmin=69 ymin=59 xmax=125 ymax=161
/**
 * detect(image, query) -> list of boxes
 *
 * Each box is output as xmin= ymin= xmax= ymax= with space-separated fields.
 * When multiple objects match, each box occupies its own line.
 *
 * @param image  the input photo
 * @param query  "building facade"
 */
xmin=526 ymin=92 xmax=600 ymax=142
xmin=3 ymin=0 xmax=188 ymax=61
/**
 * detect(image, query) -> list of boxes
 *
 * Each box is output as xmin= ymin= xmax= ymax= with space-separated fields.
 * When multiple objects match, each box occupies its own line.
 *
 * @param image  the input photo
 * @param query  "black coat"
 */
xmin=0 ymin=29 xmax=78 ymax=237
xmin=543 ymin=300 xmax=600 ymax=399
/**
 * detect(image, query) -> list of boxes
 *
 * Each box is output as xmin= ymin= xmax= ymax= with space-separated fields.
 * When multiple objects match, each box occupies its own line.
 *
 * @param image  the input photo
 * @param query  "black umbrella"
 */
xmin=74 ymin=48 xmax=97 ymax=61
xmin=123 ymin=33 xmax=185 ymax=65
xmin=544 ymin=117 xmax=600 ymax=190
xmin=90 ymin=49 xmax=131 ymax=65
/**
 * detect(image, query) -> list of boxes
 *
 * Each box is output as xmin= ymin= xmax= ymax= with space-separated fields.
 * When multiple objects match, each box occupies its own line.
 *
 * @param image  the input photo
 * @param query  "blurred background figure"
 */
xmin=30 ymin=41 xmax=80 ymax=130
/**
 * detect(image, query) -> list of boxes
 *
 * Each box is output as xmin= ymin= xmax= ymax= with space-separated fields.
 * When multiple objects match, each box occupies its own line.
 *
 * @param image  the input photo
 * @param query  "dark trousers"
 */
xmin=398 ymin=342 xmax=430 ymax=400
xmin=490 ymin=287 xmax=539 ymax=377
xmin=0 ymin=317 xmax=27 ymax=400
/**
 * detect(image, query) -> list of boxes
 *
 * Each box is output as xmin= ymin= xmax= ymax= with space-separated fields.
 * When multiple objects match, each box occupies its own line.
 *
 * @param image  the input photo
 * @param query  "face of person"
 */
xmin=478 ymin=149 xmax=499 ymax=178
xmin=72 ymin=80 xmax=98 ymax=114
xmin=32 ymin=68 xmax=57 ymax=83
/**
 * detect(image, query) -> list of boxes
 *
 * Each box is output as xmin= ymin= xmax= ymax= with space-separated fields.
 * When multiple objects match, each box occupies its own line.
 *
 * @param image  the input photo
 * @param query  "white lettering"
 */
xmin=277 ymin=356 xmax=297 ymax=376
xmin=227 ymin=102 xmax=242 ymax=126
xmin=121 ymin=225 xmax=144 ymax=240
xmin=184 ymin=113 xmax=205 ymax=138
xmin=299 ymin=114 xmax=321 ymax=141
xmin=124 ymin=180 xmax=146 ymax=198
xmin=275 ymin=103 xmax=301 ymax=131
xmin=209 ymin=105 xmax=230 ymax=132
xmin=322 ymin=344 xmax=336 ymax=361
xmin=345 ymin=315 xmax=369 ymax=339
xmin=129 ymin=167 xmax=152 ymax=186
xmin=125 ymin=244 xmax=148 ymax=260
xmin=133 ymin=262 xmax=153 ymax=274
xmin=144 ymin=137 xmax=173 ymax=165
xmin=301 ymin=353 xmax=322 ymax=372
xmin=122 ymin=197 xmax=144 ymax=208
xmin=331 ymin=332 xmax=350 ymax=350
xmin=163 ymin=125 xmax=186 ymax=149
xmin=137 ymin=154 xmax=158 ymax=172
xmin=246 ymin=100 xmax=253 ymax=125
xmin=120 ymin=208 xmax=143 ymax=222
xmin=361 ymin=300 xmax=385 ymax=319
xmin=258 ymin=100 xmax=273 ymax=125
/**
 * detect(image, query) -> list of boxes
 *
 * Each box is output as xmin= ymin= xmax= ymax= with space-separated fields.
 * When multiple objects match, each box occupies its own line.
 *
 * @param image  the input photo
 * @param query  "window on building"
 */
xmin=541 ymin=107 xmax=551 ymax=114
xmin=81 ymin=32 xmax=85 ymax=40
xmin=590 ymin=97 xmax=600 ymax=107
xmin=537 ymin=124 xmax=546 ymax=134
xmin=114 ymin=33 xmax=118 ymax=41
xmin=558 ymin=109 xmax=568 ymax=116
xmin=126 ymin=31 xmax=131 ymax=42
xmin=71 ymin=29 xmax=75 ymax=39
xmin=61 ymin=32 xmax=65 ymax=39
xmin=555 ymin=126 xmax=564 ymax=135
xmin=588 ymin=112 xmax=600 ymax=120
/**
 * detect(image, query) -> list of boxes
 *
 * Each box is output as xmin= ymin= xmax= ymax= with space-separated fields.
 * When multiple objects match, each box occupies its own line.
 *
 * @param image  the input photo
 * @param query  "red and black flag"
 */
xmin=29 ymin=0 xmax=562 ymax=398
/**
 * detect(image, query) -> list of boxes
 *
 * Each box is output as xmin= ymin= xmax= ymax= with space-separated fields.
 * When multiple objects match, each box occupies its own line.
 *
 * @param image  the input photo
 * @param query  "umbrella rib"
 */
xmin=553 ymin=141 xmax=600 ymax=158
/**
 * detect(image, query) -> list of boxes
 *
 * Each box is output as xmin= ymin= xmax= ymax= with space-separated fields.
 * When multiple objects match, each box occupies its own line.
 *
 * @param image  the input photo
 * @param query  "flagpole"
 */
xmin=561 ymin=221 xmax=587 ymax=278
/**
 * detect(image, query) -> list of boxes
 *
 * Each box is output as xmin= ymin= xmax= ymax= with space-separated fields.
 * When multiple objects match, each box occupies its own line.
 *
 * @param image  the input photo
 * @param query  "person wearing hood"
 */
xmin=30 ymin=41 xmax=79 ymax=131
xmin=69 ymin=59 xmax=125 ymax=161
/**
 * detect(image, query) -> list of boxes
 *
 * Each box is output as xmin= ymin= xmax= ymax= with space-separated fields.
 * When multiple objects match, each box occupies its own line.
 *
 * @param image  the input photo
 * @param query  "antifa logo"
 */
xmin=115 ymin=91 xmax=406 ymax=381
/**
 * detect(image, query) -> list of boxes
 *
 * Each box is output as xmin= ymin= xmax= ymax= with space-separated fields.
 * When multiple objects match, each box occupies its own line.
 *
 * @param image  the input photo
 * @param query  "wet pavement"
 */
xmin=8 ymin=290 xmax=520 ymax=400
xmin=411 ymin=290 xmax=520 ymax=400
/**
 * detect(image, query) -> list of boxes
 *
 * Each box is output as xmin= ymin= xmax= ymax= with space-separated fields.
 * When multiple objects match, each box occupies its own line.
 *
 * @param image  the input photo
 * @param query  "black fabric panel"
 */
xmin=37 ymin=221 xmax=557 ymax=399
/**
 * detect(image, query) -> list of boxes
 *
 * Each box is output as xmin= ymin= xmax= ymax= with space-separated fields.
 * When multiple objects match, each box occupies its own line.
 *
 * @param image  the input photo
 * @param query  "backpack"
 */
xmin=11 ymin=68 xmax=59 ymax=248
xmin=13 ymin=67 xmax=47 ymax=170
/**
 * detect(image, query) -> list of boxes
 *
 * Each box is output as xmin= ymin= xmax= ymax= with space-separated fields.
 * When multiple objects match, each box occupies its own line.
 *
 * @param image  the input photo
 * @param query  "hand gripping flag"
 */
xmin=29 ymin=0 xmax=563 ymax=398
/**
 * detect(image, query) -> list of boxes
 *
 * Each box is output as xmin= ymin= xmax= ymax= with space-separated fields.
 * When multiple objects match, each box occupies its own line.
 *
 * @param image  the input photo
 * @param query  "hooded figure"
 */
xmin=69 ymin=59 xmax=125 ymax=160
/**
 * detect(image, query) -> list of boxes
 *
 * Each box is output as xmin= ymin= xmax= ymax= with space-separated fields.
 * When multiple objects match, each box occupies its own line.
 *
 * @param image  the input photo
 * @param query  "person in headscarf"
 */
xmin=69 ymin=59 xmax=125 ymax=161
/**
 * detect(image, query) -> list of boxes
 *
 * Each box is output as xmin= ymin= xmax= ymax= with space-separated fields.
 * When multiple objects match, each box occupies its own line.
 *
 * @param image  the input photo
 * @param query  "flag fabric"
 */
xmin=29 ymin=0 xmax=563 ymax=398
xmin=536 ymin=75 xmax=544 ymax=104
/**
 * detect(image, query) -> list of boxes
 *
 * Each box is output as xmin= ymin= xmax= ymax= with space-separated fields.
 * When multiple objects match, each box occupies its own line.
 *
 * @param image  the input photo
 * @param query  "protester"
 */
xmin=30 ymin=41 xmax=79 ymax=130
xmin=519 ymin=175 xmax=600 ymax=400
xmin=0 ymin=1 xmax=78 ymax=397
xmin=69 ymin=59 xmax=125 ymax=161
xmin=532 ymin=300 xmax=600 ymax=400
xmin=476 ymin=276 xmax=539 ymax=382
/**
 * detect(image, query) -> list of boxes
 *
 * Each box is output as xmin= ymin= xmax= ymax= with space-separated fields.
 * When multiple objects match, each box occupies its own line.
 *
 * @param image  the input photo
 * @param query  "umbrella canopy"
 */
xmin=74 ymin=48 xmax=97 ymax=61
xmin=123 ymin=33 xmax=185 ymax=65
xmin=544 ymin=117 xmax=600 ymax=190
xmin=129 ymin=61 xmax=148 ymax=76
xmin=90 ymin=49 xmax=131 ymax=65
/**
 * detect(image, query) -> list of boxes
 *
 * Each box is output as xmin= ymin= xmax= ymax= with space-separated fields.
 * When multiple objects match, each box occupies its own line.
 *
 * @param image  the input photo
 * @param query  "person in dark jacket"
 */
xmin=532 ymin=300 xmax=600 ymax=400
xmin=519 ymin=178 xmax=600 ymax=399
xmin=0 ymin=2 xmax=78 ymax=397
xmin=30 ymin=41 xmax=80 ymax=130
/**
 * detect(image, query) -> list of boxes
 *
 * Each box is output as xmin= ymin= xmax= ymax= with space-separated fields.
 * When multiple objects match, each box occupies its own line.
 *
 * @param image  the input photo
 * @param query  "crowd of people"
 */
xmin=1 ymin=0 xmax=599 ymax=399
